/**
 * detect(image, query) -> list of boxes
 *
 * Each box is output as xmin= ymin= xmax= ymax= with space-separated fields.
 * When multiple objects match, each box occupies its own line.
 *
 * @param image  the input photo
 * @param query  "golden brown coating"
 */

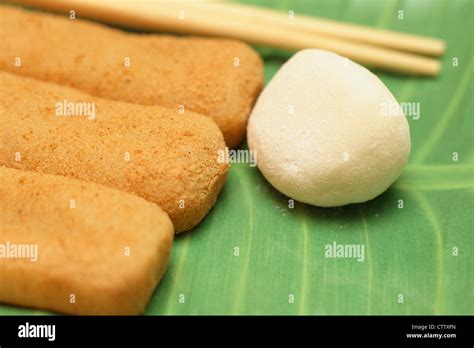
xmin=0 ymin=5 xmax=263 ymax=148
xmin=0 ymin=166 xmax=174 ymax=315
xmin=0 ymin=72 xmax=229 ymax=233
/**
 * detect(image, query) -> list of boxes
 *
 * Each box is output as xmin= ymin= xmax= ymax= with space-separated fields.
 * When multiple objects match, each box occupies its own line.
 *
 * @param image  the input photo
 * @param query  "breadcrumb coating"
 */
xmin=0 ymin=72 xmax=229 ymax=233
xmin=0 ymin=5 xmax=263 ymax=148
xmin=0 ymin=166 xmax=174 ymax=315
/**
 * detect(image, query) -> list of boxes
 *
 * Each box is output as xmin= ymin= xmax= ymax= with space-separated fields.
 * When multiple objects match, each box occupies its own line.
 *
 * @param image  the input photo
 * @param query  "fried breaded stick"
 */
xmin=0 ymin=72 xmax=229 ymax=233
xmin=0 ymin=166 xmax=174 ymax=315
xmin=0 ymin=5 xmax=263 ymax=148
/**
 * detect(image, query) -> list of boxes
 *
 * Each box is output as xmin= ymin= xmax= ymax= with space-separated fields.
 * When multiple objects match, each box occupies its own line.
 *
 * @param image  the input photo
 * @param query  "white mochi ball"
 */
xmin=247 ymin=49 xmax=411 ymax=207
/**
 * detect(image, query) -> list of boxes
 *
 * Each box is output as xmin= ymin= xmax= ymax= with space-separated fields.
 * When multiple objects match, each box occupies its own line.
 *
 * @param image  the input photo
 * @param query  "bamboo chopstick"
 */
xmin=197 ymin=1 xmax=446 ymax=57
xmin=12 ymin=0 xmax=443 ymax=76
xmin=180 ymin=1 xmax=442 ymax=75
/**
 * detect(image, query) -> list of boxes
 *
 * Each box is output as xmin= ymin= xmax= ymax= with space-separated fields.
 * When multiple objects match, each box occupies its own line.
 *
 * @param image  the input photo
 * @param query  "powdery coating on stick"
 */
xmin=0 ymin=166 xmax=174 ymax=315
xmin=0 ymin=72 xmax=229 ymax=233
xmin=0 ymin=5 xmax=263 ymax=148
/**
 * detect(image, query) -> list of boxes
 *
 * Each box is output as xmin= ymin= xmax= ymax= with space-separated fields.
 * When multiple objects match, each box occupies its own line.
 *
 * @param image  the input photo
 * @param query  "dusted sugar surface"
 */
xmin=247 ymin=49 xmax=411 ymax=206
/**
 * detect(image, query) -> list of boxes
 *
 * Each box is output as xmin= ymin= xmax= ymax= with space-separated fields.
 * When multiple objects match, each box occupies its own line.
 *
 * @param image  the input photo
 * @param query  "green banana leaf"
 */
xmin=1 ymin=0 xmax=472 ymax=315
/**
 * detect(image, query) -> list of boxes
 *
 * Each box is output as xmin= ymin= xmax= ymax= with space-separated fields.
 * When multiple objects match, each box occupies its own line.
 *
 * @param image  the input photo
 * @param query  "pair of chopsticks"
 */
xmin=13 ymin=0 xmax=446 ymax=76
